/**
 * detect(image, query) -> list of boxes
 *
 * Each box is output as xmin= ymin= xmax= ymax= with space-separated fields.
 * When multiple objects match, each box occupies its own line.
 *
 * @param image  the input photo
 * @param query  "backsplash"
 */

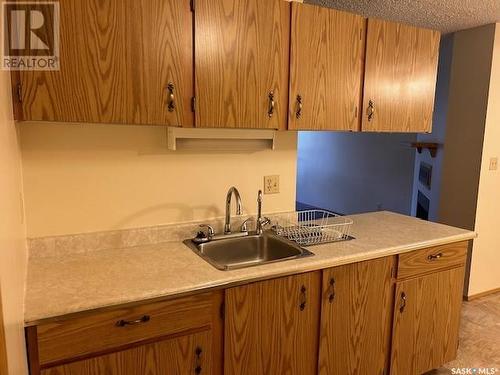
xmin=28 ymin=213 xmax=287 ymax=258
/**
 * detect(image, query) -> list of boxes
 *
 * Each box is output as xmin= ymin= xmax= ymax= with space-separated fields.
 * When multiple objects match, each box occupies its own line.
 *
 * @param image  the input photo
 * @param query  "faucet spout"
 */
xmin=224 ymin=187 xmax=242 ymax=234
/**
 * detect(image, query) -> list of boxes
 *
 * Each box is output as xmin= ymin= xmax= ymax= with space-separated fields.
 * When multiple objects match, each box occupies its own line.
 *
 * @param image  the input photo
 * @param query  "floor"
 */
xmin=428 ymin=292 xmax=500 ymax=374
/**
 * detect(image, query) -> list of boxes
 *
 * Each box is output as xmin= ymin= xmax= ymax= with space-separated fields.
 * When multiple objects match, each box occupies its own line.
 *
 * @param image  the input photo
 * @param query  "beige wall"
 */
xmin=0 ymin=71 xmax=28 ymax=373
xmin=468 ymin=23 xmax=500 ymax=296
xmin=20 ymin=124 xmax=297 ymax=237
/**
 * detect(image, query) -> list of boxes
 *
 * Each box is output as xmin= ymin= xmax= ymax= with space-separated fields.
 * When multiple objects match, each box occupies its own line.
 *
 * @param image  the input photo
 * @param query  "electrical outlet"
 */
xmin=264 ymin=175 xmax=280 ymax=194
xmin=489 ymin=157 xmax=498 ymax=171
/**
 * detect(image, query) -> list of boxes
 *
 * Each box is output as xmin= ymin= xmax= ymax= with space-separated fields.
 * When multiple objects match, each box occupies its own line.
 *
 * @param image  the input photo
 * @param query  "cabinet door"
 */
xmin=41 ymin=330 xmax=211 ymax=375
xmin=289 ymin=3 xmax=365 ymax=131
xmin=195 ymin=0 xmax=290 ymax=129
xmin=17 ymin=0 xmax=193 ymax=126
xmin=318 ymin=257 xmax=395 ymax=375
xmin=362 ymin=19 xmax=440 ymax=132
xmin=225 ymin=272 xmax=321 ymax=374
xmin=391 ymin=267 xmax=465 ymax=375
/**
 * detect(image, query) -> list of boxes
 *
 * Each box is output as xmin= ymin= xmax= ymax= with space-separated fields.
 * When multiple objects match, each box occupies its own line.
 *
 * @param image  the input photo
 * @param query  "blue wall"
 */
xmin=297 ymin=132 xmax=417 ymax=215
xmin=410 ymin=35 xmax=454 ymax=222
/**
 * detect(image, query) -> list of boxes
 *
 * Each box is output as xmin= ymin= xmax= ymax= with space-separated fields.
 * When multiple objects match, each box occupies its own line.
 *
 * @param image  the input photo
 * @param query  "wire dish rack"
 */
xmin=271 ymin=210 xmax=353 ymax=246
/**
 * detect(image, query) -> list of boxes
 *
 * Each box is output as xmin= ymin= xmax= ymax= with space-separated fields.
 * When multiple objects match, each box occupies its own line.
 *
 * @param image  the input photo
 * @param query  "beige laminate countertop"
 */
xmin=25 ymin=211 xmax=476 ymax=325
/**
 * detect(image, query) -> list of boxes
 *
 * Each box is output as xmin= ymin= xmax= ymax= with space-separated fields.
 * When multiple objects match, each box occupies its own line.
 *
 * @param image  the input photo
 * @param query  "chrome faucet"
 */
xmin=224 ymin=187 xmax=243 ymax=234
xmin=256 ymin=190 xmax=271 ymax=235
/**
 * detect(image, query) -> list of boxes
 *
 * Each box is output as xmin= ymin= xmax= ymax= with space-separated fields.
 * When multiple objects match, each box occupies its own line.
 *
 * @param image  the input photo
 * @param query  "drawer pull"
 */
xmin=299 ymin=285 xmax=307 ymax=311
xmin=427 ymin=252 xmax=443 ymax=261
xmin=328 ymin=278 xmax=336 ymax=303
xmin=399 ymin=292 xmax=407 ymax=313
xmin=167 ymin=83 xmax=176 ymax=112
xmin=115 ymin=315 xmax=150 ymax=327
xmin=367 ymin=100 xmax=375 ymax=121
xmin=195 ymin=346 xmax=203 ymax=374
xmin=268 ymin=91 xmax=275 ymax=118
xmin=296 ymin=95 xmax=303 ymax=119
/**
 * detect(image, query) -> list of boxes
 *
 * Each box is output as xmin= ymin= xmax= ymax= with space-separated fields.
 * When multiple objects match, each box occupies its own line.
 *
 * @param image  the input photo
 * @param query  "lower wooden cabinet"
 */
xmin=26 ymin=242 xmax=469 ymax=375
xmin=27 ymin=291 xmax=223 ymax=375
xmin=390 ymin=266 xmax=465 ymax=375
xmin=41 ymin=330 xmax=212 ymax=375
xmin=224 ymin=271 xmax=321 ymax=375
xmin=318 ymin=256 xmax=395 ymax=375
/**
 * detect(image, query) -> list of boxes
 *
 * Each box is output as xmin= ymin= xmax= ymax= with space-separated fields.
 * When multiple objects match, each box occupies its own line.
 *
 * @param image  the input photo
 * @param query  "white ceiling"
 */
xmin=306 ymin=0 xmax=500 ymax=33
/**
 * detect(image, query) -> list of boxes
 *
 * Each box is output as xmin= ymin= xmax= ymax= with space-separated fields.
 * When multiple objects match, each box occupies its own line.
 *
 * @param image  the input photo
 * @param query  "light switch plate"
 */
xmin=264 ymin=175 xmax=280 ymax=194
xmin=489 ymin=157 xmax=498 ymax=171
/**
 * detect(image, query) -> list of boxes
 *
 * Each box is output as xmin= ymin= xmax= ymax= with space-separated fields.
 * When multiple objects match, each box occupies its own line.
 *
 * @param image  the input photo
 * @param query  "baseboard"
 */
xmin=465 ymin=287 xmax=500 ymax=301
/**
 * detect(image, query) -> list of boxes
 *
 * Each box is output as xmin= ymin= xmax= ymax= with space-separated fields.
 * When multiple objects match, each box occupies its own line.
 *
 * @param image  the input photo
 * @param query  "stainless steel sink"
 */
xmin=184 ymin=231 xmax=313 ymax=271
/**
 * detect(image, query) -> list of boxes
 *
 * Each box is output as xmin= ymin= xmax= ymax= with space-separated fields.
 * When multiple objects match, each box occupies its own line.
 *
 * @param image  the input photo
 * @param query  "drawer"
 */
xmin=37 ymin=291 xmax=222 ymax=366
xmin=397 ymin=241 xmax=468 ymax=279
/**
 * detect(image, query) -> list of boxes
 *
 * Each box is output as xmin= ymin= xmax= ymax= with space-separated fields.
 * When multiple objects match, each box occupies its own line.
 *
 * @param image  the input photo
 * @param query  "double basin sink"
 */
xmin=184 ymin=230 xmax=313 ymax=271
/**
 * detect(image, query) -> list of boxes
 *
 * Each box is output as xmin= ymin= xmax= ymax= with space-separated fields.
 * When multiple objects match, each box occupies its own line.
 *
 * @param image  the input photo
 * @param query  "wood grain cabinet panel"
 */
xmin=224 ymin=272 xmax=321 ymax=375
xmin=397 ymin=241 xmax=468 ymax=279
xmin=195 ymin=0 xmax=290 ymax=129
xmin=318 ymin=257 xmax=395 ymax=375
xmin=36 ymin=292 xmax=220 ymax=367
xmin=391 ymin=267 xmax=465 ymax=375
xmin=16 ymin=0 xmax=193 ymax=126
xmin=362 ymin=19 xmax=440 ymax=132
xmin=289 ymin=3 xmax=366 ymax=131
xmin=40 ymin=330 xmax=211 ymax=375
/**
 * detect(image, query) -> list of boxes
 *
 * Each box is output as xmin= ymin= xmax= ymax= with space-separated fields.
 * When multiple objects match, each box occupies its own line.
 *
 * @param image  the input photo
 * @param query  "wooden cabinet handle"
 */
xmin=268 ymin=91 xmax=275 ymax=118
xmin=115 ymin=315 xmax=150 ymax=327
xmin=427 ymin=252 xmax=443 ymax=261
xmin=399 ymin=292 xmax=407 ymax=313
xmin=299 ymin=285 xmax=307 ymax=311
xmin=195 ymin=346 xmax=203 ymax=374
xmin=296 ymin=95 xmax=303 ymax=119
xmin=328 ymin=278 xmax=336 ymax=303
xmin=367 ymin=100 xmax=375 ymax=121
xmin=167 ymin=83 xmax=176 ymax=112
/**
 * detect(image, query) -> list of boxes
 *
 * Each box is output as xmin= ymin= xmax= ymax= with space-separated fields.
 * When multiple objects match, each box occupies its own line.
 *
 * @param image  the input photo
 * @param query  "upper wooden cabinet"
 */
xmin=224 ymin=272 xmax=321 ymax=374
xmin=194 ymin=0 xmax=290 ymax=129
xmin=362 ymin=19 xmax=440 ymax=132
xmin=15 ymin=0 xmax=193 ymax=126
xmin=288 ymin=3 xmax=366 ymax=131
xmin=318 ymin=257 xmax=395 ymax=375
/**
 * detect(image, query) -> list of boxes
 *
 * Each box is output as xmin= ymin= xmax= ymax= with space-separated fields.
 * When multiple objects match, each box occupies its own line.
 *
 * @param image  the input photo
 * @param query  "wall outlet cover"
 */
xmin=264 ymin=175 xmax=280 ymax=194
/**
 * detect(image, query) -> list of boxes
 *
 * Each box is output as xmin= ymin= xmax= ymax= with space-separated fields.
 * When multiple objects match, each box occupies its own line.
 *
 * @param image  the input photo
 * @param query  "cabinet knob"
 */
xmin=268 ymin=91 xmax=275 ymax=118
xmin=367 ymin=100 xmax=375 ymax=122
xmin=296 ymin=95 xmax=303 ymax=119
xmin=167 ymin=83 xmax=176 ymax=112
xmin=399 ymin=292 xmax=407 ymax=313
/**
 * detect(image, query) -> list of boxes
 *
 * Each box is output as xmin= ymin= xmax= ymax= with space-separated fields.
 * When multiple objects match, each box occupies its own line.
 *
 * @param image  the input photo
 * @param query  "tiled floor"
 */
xmin=427 ymin=292 xmax=500 ymax=374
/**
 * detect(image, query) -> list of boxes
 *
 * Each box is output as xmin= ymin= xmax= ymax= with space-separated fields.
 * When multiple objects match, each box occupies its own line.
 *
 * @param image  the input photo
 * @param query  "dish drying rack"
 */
xmin=271 ymin=210 xmax=353 ymax=246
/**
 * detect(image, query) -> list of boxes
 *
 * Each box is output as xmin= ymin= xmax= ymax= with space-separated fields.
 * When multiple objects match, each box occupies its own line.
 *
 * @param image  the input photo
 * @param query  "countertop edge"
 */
xmin=24 ymin=231 xmax=476 ymax=326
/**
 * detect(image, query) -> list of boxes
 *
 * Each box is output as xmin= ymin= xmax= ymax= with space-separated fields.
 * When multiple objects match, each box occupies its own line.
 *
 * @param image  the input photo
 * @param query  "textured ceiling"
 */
xmin=305 ymin=0 xmax=500 ymax=33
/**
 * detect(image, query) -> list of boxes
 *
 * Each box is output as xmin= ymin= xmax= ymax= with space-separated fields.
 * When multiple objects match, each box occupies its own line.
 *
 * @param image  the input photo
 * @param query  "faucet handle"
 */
xmin=199 ymin=224 xmax=215 ymax=239
xmin=240 ymin=218 xmax=254 ymax=233
xmin=259 ymin=217 xmax=272 ymax=228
